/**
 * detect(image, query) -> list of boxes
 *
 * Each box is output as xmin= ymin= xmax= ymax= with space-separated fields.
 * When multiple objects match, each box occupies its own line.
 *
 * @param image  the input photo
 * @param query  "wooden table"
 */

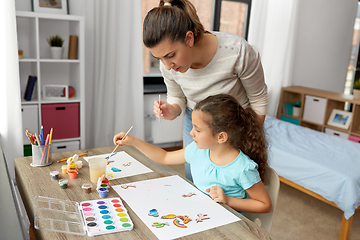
xmin=15 ymin=146 xmax=275 ymax=240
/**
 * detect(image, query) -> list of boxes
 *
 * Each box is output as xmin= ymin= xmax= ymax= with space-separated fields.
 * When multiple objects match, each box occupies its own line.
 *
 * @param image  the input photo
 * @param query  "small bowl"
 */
xmin=50 ymin=171 xmax=59 ymax=180
xmin=82 ymin=183 xmax=92 ymax=193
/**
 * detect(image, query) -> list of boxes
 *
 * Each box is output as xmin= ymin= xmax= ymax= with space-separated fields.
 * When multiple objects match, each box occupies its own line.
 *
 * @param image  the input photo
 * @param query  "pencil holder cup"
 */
xmin=31 ymin=144 xmax=52 ymax=167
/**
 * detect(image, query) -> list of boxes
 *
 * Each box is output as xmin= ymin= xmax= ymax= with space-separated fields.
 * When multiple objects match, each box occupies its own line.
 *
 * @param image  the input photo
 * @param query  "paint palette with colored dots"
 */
xmin=80 ymin=197 xmax=134 ymax=236
xmin=33 ymin=196 xmax=133 ymax=237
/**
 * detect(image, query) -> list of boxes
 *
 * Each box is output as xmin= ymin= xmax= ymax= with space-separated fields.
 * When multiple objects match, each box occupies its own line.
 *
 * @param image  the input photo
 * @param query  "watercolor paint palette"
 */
xmin=80 ymin=197 xmax=133 ymax=236
xmin=34 ymin=196 xmax=133 ymax=236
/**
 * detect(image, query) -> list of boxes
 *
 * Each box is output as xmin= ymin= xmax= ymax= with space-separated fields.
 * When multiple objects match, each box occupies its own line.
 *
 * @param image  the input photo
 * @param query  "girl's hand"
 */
xmin=113 ymin=132 xmax=133 ymax=147
xmin=206 ymin=186 xmax=228 ymax=204
xmin=153 ymin=100 xmax=180 ymax=120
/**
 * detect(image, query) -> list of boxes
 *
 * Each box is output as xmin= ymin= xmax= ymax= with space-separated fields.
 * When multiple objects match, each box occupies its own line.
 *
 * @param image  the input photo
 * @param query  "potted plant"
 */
xmin=47 ymin=35 xmax=64 ymax=59
xmin=353 ymin=80 xmax=360 ymax=99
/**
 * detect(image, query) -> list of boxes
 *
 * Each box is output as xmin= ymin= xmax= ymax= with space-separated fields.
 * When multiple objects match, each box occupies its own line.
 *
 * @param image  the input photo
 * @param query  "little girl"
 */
xmin=113 ymin=94 xmax=271 ymax=213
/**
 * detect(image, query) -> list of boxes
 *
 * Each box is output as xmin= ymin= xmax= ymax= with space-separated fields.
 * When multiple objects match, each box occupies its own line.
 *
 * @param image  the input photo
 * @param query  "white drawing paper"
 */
xmin=113 ymin=175 xmax=241 ymax=240
xmin=83 ymin=152 xmax=153 ymax=180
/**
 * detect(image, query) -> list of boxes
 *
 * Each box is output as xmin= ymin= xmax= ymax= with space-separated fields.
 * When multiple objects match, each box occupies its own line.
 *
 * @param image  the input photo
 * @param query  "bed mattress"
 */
xmin=264 ymin=116 xmax=360 ymax=219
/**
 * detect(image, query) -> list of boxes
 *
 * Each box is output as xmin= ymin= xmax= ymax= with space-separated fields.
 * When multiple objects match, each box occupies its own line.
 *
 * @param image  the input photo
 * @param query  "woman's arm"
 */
xmin=206 ymin=181 xmax=272 ymax=213
xmin=160 ymin=62 xmax=187 ymax=115
xmin=236 ymin=40 xmax=268 ymax=117
xmin=113 ymin=132 xmax=186 ymax=166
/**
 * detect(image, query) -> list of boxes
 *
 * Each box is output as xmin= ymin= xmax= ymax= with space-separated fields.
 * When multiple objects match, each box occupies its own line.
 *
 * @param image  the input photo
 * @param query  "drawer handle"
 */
xmin=334 ymin=133 xmax=340 ymax=136
xmin=57 ymin=146 xmax=67 ymax=149
xmin=56 ymin=107 xmax=66 ymax=110
xmin=313 ymin=99 xmax=319 ymax=102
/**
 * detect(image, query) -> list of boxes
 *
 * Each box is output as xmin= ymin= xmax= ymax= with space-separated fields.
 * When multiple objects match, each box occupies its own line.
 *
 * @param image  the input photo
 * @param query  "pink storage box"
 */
xmin=349 ymin=135 xmax=360 ymax=144
xmin=41 ymin=103 xmax=79 ymax=140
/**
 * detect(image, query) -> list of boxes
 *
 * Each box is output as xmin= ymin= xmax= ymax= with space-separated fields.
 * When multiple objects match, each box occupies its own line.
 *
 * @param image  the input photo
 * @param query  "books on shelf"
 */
xmin=24 ymin=75 xmax=37 ymax=101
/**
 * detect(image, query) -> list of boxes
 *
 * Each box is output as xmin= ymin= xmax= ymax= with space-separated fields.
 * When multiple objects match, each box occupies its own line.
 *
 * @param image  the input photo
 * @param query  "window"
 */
xmin=141 ymin=0 xmax=251 ymax=75
xmin=345 ymin=2 xmax=360 ymax=95
xmin=213 ymin=0 xmax=251 ymax=39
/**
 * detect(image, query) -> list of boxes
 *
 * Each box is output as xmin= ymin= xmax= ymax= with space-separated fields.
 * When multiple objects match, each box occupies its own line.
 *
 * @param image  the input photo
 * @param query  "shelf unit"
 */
xmin=16 ymin=11 xmax=85 ymax=153
xmin=277 ymin=86 xmax=360 ymax=142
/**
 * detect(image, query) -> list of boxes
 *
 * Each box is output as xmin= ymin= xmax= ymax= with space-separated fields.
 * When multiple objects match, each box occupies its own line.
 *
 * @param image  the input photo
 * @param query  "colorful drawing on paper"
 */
xmin=196 ymin=213 xmax=210 ymax=223
xmin=182 ymin=192 xmax=196 ymax=197
xmin=161 ymin=214 xmax=176 ymax=219
xmin=148 ymin=209 xmax=159 ymax=217
xmin=173 ymin=219 xmax=187 ymax=228
xmin=152 ymin=222 xmax=169 ymax=228
xmin=84 ymin=152 xmax=153 ymax=180
xmin=112 ymin=175 xmax=240 ymax=240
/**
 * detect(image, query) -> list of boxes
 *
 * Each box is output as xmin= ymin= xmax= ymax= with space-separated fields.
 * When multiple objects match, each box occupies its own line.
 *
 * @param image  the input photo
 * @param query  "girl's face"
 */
xmin=190 ymin=110 xmax=219 ymax=149
xmin=149 ymin=34 xmax=194 ymax=73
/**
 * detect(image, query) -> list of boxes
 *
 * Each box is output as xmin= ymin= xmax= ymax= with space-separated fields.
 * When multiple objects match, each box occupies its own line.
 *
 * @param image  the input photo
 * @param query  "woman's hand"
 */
xmin=113 ymin=132 xmax=134 ymax=147
xmin=153 ymin=100 xmax=181 ymax=120
xmin=206 ymin=186 xmax=228 ymax=204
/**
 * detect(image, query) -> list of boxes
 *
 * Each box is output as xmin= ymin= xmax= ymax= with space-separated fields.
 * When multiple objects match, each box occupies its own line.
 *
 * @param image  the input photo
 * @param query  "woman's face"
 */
xmin=190 ymin=110 xmax=219 ymax=149
xmin=149 ymin=33 xmax=194 ymax=73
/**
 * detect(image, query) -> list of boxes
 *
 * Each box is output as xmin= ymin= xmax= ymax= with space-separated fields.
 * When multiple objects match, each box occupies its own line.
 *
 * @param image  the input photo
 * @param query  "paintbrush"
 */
xmin=108 ymin=126 xmax=133 ymax=159
xmin=158 ymin=94 xmax=161 ymax=123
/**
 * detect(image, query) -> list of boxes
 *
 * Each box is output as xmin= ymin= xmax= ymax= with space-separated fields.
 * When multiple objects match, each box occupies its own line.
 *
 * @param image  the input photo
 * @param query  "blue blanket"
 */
xmin=264 ymin=116 xmax=360 ymax=219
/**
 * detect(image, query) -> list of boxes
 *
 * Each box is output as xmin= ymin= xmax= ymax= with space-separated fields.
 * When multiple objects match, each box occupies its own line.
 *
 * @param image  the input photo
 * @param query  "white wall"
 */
xmin=291 ymin=0 xmax=357 ymax=93
xmin=15 ymin=0 xmax=358 ymax=96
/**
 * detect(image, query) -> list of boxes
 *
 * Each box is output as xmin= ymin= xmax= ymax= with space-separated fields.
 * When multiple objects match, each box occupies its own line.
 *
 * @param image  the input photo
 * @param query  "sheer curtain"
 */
xmin=84 ymin=0 xmax=144 ymax=149
xmin=248 ymin=0 xmax=299 ymax=117
xmin=0 ymin=0 xmax=23 ymax=179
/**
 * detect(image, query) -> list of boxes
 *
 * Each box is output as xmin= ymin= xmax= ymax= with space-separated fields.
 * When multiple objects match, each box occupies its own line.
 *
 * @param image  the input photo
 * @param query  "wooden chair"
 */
xmin=246 ymin=166 xmax=280 ymax=233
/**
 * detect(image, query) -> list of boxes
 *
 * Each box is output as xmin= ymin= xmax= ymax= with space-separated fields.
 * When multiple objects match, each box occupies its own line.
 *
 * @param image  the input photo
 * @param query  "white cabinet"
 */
xmin=16 ymin=11 xmax=85 ymax=150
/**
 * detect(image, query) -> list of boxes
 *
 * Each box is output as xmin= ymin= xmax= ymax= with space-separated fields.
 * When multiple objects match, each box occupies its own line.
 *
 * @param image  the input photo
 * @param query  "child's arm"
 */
xmin=113 ymin=132 xmax=186 ymax=166
xmin=206 ymin=181 xmax=272 ymax=213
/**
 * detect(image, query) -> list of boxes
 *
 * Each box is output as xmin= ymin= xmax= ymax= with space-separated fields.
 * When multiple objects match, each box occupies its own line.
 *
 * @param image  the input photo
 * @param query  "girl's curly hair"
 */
xmin=194 ymin=94 xmax=269 ymax=183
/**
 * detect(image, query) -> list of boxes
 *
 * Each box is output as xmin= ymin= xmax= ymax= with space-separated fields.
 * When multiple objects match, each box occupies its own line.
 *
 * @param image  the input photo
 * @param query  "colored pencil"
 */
xmin=39 ymin=134 xmax=43 ymax=146
xmin=41 ymin=125 xmax=45 ymax=145
xmin=108 ymin=126 xmax=133 ymax=159
xmin=25 ymin=130 xmax=34 ymax=145
xmin=35 ymin=133 xmax=41 ymax=146
xmin=57 ymin=153 xmax=87 ymax=163
xmin=46 ymin=128 xmax=53 ymax=164
xmin=40 ymin=134 xmax=50 ymax=165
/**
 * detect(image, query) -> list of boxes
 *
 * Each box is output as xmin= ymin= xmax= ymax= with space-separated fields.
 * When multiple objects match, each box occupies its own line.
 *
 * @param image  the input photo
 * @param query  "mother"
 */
xmin=143 ymin=0 xmax=268 ymax=181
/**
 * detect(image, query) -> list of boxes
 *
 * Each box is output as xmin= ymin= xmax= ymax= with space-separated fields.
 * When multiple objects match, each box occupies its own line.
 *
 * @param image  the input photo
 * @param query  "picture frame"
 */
xmin=43 ymin=85 xmax=68 ymax=100
xmin=32 ymin=0 xmax=69 ymax=15
xmin=327 ymin=109 xmax=352 ymax=130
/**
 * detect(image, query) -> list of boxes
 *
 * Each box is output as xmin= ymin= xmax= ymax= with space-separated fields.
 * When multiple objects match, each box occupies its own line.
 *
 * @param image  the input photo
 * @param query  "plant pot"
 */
xmin=50 ymin=47 xmax=63 ymax=59
xmin=293 ymin=106 xmax=301 ymax=117
xmin=353 ymin=89 xmax=360 ymax=99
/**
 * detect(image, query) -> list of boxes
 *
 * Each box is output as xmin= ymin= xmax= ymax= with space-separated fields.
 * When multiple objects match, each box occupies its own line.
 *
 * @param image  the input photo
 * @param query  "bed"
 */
xmin=264 ymin=116 xmax=360 ymax=240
